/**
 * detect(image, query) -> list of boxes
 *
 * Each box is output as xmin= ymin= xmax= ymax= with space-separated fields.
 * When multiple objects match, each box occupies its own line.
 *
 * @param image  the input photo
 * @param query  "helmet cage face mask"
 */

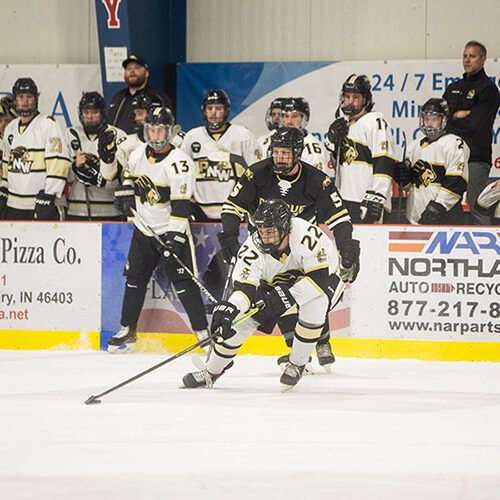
xmin=265 ymin=98 xmax=285 ymax=131
xmin=252 ymin=200 xmax=292 ymax=254
xmin=281 ymin=98 xmax=310 ymax=130
xmin=419 ymin=99 xmax=449 ymax=139
xmin=202 ymin=90 xmax=230 ymax=131
xmin=271 ymin=145 xmax=301 ymax=175
xmin=13 ymin=78 xmax=39 ymax=117
xmin=144 ymin=107 xmax=174 ymax=150
xmin=269 ymin=127 xmax=304 ymax=175
xmin=78 ymin=92 xmax=105 ymax=134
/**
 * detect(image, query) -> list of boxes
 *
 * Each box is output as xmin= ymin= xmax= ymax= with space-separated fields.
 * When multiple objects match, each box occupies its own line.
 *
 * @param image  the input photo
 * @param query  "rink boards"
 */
xmin=0 ymin=222 xmax=499 ymax=361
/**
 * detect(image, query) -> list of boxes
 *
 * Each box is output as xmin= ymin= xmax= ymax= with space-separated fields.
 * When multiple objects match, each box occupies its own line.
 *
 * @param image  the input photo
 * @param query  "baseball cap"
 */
xmin=122 ymin=55 xmax=149 ymax=69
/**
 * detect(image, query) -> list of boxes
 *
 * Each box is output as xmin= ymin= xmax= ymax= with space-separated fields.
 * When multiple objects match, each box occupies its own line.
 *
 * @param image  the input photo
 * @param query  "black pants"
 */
xmin=121 ymin=227 xmax=207 ymax=331
xmin=4 ymin=207 xmax=34 ymax=220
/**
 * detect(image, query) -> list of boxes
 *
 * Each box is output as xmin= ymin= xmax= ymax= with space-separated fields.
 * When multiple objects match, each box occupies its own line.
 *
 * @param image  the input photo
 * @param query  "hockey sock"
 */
xmin=290 ymin=321 xmax=322 ymax=366
xmin=120 ymin=279 xmax=147 ymax=327
xmin=316 ymin=322 xmax=331 ymax=346
xmin=173 ymin=279 xmax=208 ymax=331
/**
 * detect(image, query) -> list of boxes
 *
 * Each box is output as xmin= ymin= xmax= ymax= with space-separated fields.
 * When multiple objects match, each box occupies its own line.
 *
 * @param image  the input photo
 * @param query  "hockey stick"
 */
xmin=84 ymin=303 xmax=262 ymax=405
xmin=68 ymin=128 xmax=92 ymax=220
xmin=130 ymin=207 xmax=218 ymax=305
xmin=397 ymin=131 xmax=408 ymax=223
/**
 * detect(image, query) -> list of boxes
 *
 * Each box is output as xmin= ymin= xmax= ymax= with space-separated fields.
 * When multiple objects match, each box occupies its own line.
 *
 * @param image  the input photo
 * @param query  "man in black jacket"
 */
xmin=107 ymin=55 xmax=173 ymax=134
xmin=443 ymin=41 xmax=500 ymax=224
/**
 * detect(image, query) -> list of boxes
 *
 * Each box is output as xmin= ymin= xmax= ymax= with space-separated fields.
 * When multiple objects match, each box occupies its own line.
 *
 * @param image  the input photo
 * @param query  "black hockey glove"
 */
xmin=360 ymin=191 xmax=385 ymax=223
xmin=211 ymin=301 xmax=239 ymax=341
xmin=254 ymin=284 xmax=296 ymax=324
xmin=327 ymin=118 xmax=349 ymax=146
xmin=0 ymin=186 xmax=8 ymax=219
xmin=217 ymin=231 xmax=241 ymax=264
xmin=34 ymin=190 xmax=59 ymax=221
xmin=419 ymin=200 xmax=447 ymax=225
xmin=73 ymin=154 xmax=106 ymax=188
xmin=160 ymin=231 xmax=187 ymax=260
xmin=98 ymin=127 xmax=117 ymax=164
xmin=338 ymin=238 xmax=360 ymax=283
xmin=393 ymin=160 xmax=414 ymax=188
xmin=114 ymin=184 xmax=136 ymax=215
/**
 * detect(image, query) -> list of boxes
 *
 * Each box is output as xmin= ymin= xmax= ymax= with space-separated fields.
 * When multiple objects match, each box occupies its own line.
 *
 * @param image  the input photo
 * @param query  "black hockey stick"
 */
xmin=130 ymin=207 xmax=218 ymax=305
xmin=84 ymin=304 xmax=262 ymax=405
xmin=69 ymin=128 xmax=92 ymax=220
xmin=397 ymin=131 xmax=408 ymax=223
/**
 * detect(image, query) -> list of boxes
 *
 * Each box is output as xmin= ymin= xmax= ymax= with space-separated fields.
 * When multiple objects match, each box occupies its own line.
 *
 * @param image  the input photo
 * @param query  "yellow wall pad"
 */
xmin=0 ymin=330 xmax=100 ymax=350
xmin=132 ymin=333 xmax=500 ymax=362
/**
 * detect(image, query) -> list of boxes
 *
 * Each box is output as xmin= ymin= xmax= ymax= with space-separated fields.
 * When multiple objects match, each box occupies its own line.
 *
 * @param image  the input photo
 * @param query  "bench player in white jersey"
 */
xmin=182 ymin=199 xmax=345 ymax=390
xmin=394 ymin=98 xmax=469 ymax=225
xmin=326 ymin=74 xmax=396 ymax=223
xmin=65 ymin=92 xmax=126 ymax=220
xmin=0 ymin=78 xmax=70 ymax=220
xmin=181 ymin=89 xmax=261 ymax=221
xmin=475 ymin=180 xmax=500 ymax=225
xmin=257 ymin=97 xmax=285 ymax=155
xmin=104 ymin=107 xmax=208 ymax=352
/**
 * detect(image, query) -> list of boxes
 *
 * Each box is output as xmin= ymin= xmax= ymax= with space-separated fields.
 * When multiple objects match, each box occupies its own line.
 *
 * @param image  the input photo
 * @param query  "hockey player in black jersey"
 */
xmin=218 ymin=126 xmax=360 ymax=370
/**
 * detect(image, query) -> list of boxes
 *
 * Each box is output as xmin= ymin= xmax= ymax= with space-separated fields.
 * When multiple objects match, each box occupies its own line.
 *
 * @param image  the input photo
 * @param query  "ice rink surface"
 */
xmin=1 ymin=350 xmax=500 ymax=500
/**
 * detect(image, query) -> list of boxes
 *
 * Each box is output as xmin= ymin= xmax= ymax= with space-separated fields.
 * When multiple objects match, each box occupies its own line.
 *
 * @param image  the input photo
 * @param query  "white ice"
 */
xmin=1 ymin=350 xmax=500 ymax=500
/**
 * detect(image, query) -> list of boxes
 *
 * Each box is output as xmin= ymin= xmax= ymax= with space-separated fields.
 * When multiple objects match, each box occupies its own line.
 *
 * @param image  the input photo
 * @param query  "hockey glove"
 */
xmin=98 ymin=126 xmax=117 ymax=164
xmin=338 ymin=238 xmax=360 ymax=283
xmin=393 ymin=160 xmax=414 ymax=188
xmin=211 ymin=301 xmax=239 ymax=341
xmin=419 ymin=200 xmax=447 ymax=225
xmin=160 ymin=231 xmax=187 ymax=260
xmin=34 ymin=190 xmax=59 ymax=221
xmin=254 ymin=284 xmax=296 ymax=325
xmin=73 ymin=154 xmax=106 ymax=188
xmin=360 ymin=191 xmax=385 ymax=224
xmin=217 ymin=231 xmax=241 ymax=264
xmin=0 ymin=186 xmax=8 ymax=219
xmin=114 ymin=184 xmax=136 ymax=215
xmin=327 ymin=118 xmax=349 ymax=146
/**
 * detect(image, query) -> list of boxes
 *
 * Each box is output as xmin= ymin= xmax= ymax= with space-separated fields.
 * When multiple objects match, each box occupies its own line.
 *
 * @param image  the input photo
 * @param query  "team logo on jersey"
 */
xmin=278 ymin=179 xmax=292 ymax=196
xmin=135 ymin=175 xmax=161 ymax=205
xmin=379 ymin=140 xmax=389 ymax=152
xmin=197 ymin=158 xmax=234 ymax=182
xmin=244 ymin=169 xmax=254 ymax=180
xmin=413 ymin=160 xmax=437 ymax=187
xmin=179 ymin=183 xmax=188 ymax=195
xmin=240 ymin=267 xmax=250 ymax=280
xmin=191 ymin=142 xmax=201 ymax=153
xmin=466 ymin=89 xmax=476 ymax=99
xmin=9 ymin=146 xmax=33 ymax=174
xmin=341 ymin=137 xmax=358 ymax=165
xmin=7 ymin=134 xmax=13 ymax=145
xmin=322 ymin=177 xmax=331 ymax=189
xmin=316 ymin=248 xmax=327 ymax=264
xmin=70 ymin=139 xmax=80 ymax=151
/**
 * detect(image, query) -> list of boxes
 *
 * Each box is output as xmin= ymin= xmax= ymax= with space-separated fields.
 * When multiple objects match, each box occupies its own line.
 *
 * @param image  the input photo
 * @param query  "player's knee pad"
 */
xmin=214 ymin=339 xmax=242 ymax=359
xmin=295 ymin=320 xmax=323 ymax=344
xmin=299 ymin=294 xmax=329 ymax=326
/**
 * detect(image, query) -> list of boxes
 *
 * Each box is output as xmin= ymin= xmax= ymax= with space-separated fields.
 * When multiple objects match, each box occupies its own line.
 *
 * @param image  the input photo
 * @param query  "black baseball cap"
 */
xmin=122 ymin=55 xmax=149 ymax=69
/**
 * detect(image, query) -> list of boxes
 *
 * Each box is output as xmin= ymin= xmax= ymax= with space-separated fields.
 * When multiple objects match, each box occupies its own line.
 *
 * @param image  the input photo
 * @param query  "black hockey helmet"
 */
xmin=419 ymin=98 xmax=449 ymax=139
xmin=281 ymin=97 xmax=310 ymax=129
xmin=201 ymin=89 xmax=230 ymax=130
xmin=340 ymin=74 xmax=373 ymax=116
xmin=269 ymin=126 xmax=304 ymax=175
xmin=78 ymin=92 xmax=106 ymax=134
xmin=131 ymin=93 xmax=161 ymax=111
xmin=12 ymin=77 xmax=39 ymax=117
xmin=252 ymin=199 xmax=292 ymax=254
xmin=144 ymin=106 xmax=175 ymax=150
xmin=265 ymin=97 xmax=285 ymax=131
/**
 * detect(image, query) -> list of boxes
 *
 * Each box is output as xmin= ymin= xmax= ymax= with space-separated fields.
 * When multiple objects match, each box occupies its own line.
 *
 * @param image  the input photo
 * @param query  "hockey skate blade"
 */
xmin=320 ymin=364 xmax=334 ymax=374
xmin=84 ymin=395 xmax=102 ymax=405
xmin=107 ymin=343 xmax=135 ymax=354
xmin=281 ymin=384 xmax=296 ymax=393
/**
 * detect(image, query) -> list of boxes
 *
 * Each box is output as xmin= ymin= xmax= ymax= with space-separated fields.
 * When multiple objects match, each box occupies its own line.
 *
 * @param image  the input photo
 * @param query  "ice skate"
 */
xmin=277 ymin=354 xmax=314 ymax=375
xmin=181 ymin=361 xmax=234 ymax=389
xmin=315 ymin=341 xmax=335 ymax=372
xmin=107 ymin=325 xmax=138 ymax=353
xmin=280 ymin=362 xmax=305 ymax=391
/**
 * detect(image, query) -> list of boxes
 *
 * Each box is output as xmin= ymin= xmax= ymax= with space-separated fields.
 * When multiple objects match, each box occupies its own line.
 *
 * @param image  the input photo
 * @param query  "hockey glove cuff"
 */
xmin=114 ymin=184 xmax=136 ymax=215
xmin=0 ymin=187 xmax=8 ymax=219
xmin=360 ymin=191 xmax=385 ymax=223
xmin=217 ymin=231 xmax=241 ymax=264
xmin=34 ymin=191 xmax=59 ymax=221
xmin=419 ymin=200 xmax=447 ymax=225
xmin=211 ymin=301 xmax=240 ymax=342
xmin=338 ymin=238 xmax=360 ymax=283
xmin=254 ymin=284 xmax=296 ymax=324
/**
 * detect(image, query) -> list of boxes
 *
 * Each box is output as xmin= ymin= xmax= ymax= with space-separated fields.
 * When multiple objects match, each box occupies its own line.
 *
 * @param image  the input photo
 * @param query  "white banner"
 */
xmin=0 ymin=64 xmax=102 ymax=129
xmin=0 ymin=223 xmax=101 ymax=331
xmin=351 ymin=225 xmax=500 ymax=342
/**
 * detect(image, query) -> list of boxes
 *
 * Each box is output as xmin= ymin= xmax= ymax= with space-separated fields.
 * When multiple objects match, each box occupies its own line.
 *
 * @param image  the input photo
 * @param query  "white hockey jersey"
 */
xmin=476 ymin=180 xmax=500 ymax=221
xmin=65 ymin=125 xmax=124 ymax=218
xmin=181 ymin=123 xmax=261 ymax=219
xmin=124 ymin=143 xmax=195 ymax=235
xmin=405 ymin=134 xmax=469 ymax=224
xmin=228 ymin=217 xmax=343 ymax=313
xmin=1 ymin=114 xmax=70 ymax=210
xmin=326 ymin=111 xmax=395 ymax=209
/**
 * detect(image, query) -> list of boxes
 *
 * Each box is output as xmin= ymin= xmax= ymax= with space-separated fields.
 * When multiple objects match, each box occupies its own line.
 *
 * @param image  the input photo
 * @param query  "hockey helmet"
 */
xmin=79 ymin=92 xmax=106 ymax=134
xmin=281 ymin=97 xmax=310 ymax=130
xmin=144 ymin=106 xmax=175 ymax=150
xmin=269 ymin=126 xmax=304 ymax=175
xmin=201 ymin=89 xmax=230 ymax=131
xmin=265 ymin=97 xmax=285 ymax=131
xmin=12 ymin=77 xmax=39 ymax=117
xmin=252 ymin=199 xmax=292 ymax=254
xmin=419 ymin=98 xmax=449 ymax=139
xmin=131 ymin=93 xmax=162 ymax=111
xmin=340 ymin=74 xmax=373 ymax=116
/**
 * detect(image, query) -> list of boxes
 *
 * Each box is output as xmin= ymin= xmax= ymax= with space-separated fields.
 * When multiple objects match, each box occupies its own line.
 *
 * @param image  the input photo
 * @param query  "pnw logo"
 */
xmin=9 ymin=146 xmax=33 ymax=174
xmin=278 ymin=179 xmax=292 ymax=196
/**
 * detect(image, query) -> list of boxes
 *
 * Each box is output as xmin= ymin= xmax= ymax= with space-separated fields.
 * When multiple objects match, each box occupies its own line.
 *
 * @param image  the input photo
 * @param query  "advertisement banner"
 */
xmin=178 ymin=60 xmax=500 ymax=178
xmin=0 ymin=222 xmax=101 ymax=331
xmin=351 ymin=225 xmax=500 ymax=342
xmin=0 ymin=64 xmax=102 ymax=129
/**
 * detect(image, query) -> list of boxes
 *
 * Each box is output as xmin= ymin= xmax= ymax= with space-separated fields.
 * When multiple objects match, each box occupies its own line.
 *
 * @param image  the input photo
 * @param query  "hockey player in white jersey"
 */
xmin=106 ymin=107 xmax=208 ymax=352
xmin=182 ymin=199 xmax=345 ymax=390
xmin=326 ymin=74 xmax=396 ymax=223
xmin=65 ymin=92 xmax=126 ymax=220
xmin=475 ymin=180 xmax=500 ymax=225
xmin=394 ymin=98 xmax=469 ymax=225
xmin=257 ymin=97 xmax=285 ymax=155
xmin=0 ymin=78 xmax=70 ymax=220
xmin=181 ymin=89 xmax=261 ymax=221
